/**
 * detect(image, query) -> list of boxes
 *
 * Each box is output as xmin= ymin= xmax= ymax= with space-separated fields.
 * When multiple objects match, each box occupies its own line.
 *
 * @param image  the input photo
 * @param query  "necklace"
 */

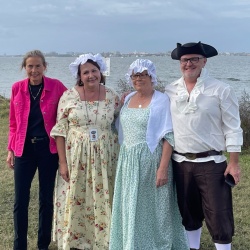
xmin=138 ymin=101 xmax=147 ymax=108
xmin=83 ymin=85 xmax=101 ymax=125
xmin=29 ymin=84 xmax=43 ymax=100
xmin=136 ymin=90 xmax=154 ymax=108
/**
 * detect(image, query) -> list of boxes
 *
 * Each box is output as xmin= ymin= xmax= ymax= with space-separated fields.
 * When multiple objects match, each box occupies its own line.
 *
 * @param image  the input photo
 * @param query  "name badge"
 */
xmin=89 ymin=128 xmax=98 ymax=142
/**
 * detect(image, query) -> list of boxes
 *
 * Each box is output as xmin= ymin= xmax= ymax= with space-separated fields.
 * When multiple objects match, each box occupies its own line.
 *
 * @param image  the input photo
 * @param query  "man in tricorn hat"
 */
xmin=165 ymin=42 xmax=243 ymax=250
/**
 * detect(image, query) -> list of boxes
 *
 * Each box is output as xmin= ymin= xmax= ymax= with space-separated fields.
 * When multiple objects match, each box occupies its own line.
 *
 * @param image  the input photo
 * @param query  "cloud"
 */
xmin=0 ymin=0 xmax=249 ymax=54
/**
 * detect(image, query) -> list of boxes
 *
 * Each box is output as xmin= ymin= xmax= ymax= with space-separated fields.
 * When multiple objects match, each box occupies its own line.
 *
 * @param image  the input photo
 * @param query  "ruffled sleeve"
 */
xmin=50 ymin=90 xmax=72 ymax=138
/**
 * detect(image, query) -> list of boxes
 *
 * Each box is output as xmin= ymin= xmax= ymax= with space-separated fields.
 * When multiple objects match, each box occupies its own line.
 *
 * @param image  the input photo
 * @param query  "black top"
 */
xmin=27 ymin=82 xmax=47 ymax=137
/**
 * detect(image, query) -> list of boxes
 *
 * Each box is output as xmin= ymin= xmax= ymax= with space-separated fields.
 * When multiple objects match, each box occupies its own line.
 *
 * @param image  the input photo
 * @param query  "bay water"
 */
xmin=0 ymin=55 xmax=249 ymax=99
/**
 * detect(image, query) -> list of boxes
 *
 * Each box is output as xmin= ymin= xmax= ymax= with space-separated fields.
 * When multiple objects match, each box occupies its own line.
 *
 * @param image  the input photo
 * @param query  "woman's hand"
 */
xmin=156 ymin=140 xmax=172 ymax=187
xmin=6 ymin=150 xmax=15 ymax=169
xmin=59 ymin=162 xmax=70 ymax=182
xmin=55 ymin=136 xmax=69 ymax=182
xmin=156 ymin=167 xmax=168 ymax=187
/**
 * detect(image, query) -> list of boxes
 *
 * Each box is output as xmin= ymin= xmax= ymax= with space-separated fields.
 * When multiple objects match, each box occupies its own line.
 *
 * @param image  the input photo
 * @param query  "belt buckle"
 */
xmin=31 ymin=137 xmax=37 ymax=143
xmin=185 ymin=153 xmax=197 ymax=160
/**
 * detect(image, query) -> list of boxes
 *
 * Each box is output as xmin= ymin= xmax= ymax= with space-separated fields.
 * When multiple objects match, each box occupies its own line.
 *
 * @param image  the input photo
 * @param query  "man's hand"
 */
xmin=224 ymin=152 xmax=241 ymax=185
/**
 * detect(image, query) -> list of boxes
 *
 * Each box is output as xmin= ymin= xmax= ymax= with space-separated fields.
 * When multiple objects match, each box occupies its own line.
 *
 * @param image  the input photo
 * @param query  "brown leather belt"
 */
xmin=173 ymin=150 xmax=222 ymax=160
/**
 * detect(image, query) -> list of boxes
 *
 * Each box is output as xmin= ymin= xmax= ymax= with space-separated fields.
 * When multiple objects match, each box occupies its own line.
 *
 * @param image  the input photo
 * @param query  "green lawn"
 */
xmin=0 ymin=97 xmax=249 ymax=250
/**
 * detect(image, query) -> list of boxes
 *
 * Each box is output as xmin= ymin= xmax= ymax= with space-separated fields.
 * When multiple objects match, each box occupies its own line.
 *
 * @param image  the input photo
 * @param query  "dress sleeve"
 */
xmin=107 ymin=87 xmax=121 ymax=134
xmin=163 ymin=132 xmax=174 ymax=148
xmin=50 ymin=91 xmax=70 ymax=139
xmin=114 ymin=92 xmax=121 ymax=118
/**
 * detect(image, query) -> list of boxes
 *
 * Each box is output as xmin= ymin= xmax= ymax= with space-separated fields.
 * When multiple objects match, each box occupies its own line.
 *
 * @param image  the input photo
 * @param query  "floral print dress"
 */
xmin=109 ymin=104 xmax=189 ymax=250
xmin=51 ymin=86 xmax=120 ymax=250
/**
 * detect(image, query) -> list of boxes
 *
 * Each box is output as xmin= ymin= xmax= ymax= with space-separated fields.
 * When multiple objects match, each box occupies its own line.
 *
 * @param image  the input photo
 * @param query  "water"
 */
xmin=1 ymin=55 xmax=250 ymax=98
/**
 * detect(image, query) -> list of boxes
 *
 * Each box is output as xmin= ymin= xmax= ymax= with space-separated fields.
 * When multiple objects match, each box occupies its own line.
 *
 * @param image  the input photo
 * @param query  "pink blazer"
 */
xmin=8 ymin=76 xmax=67 ymax=156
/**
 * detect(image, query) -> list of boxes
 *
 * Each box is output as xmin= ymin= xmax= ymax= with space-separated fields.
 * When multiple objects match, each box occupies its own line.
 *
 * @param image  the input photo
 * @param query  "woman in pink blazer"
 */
xmin=6 ymin=50 xmax=67 ymax=250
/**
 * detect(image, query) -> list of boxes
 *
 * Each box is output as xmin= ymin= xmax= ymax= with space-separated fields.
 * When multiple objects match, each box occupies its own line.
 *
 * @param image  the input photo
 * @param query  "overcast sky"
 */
xmin=0 ymin=0 xmax=250 ymax=55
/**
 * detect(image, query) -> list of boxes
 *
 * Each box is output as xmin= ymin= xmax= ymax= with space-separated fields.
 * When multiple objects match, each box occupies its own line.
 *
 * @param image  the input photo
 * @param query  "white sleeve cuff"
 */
xmin=226 ymin=145 xmax=241 ymax=152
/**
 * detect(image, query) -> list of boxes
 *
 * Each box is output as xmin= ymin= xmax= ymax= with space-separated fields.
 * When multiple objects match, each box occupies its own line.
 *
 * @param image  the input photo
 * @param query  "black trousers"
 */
xmin=173 ymin=160 xmax=234 ymax=244
xmin=13 ymin=137 xmax=58 ymax=250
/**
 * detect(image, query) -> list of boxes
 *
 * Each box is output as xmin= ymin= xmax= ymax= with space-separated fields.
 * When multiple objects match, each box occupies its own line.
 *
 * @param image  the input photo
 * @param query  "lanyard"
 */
xmin=83 ymin=84 xmax=100 ymax=125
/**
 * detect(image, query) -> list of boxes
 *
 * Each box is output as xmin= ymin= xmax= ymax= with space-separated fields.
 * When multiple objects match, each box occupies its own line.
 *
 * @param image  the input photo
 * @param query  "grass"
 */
xmin=0 ymin=97 xmax=57 ymax=250
xmin=0 ymin=96 xmax=250 ymax=250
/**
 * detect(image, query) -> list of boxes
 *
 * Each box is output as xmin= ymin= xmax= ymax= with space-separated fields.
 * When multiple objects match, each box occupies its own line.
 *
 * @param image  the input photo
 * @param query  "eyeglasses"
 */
xmin=180 ymin=57 xmax=204 ymax=65
xmin=130 ymin=73 xmax=149 ymax=80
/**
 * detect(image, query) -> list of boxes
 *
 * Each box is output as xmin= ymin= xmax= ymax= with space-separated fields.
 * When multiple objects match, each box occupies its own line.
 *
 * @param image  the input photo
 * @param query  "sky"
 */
xmin=0 ymin=0 xmax=250 ymax=55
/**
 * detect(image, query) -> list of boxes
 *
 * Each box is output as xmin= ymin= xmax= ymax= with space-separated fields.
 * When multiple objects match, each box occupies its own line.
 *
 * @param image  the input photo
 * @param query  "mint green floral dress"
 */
xmin=109 ymin=104 xmax=189 ymax=250
xmin=51 ymin=86 xmax=120 ymax=250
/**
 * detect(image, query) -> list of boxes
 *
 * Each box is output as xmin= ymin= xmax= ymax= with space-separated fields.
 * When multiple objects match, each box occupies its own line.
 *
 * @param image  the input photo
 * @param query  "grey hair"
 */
xmin=21 ymin=50 xmax=47 ymax=70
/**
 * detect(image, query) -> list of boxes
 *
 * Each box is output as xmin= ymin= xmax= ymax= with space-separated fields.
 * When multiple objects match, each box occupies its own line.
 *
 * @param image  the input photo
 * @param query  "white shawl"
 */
xmin=117 ymin=90 xmax=173 ymax=153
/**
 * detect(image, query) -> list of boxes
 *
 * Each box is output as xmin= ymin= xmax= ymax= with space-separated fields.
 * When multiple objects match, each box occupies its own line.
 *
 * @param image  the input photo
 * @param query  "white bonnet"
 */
xmin=69 ymin=53 xmax=107 ymax=79
xmin=125 ymin=59 xmax=158 ymax=86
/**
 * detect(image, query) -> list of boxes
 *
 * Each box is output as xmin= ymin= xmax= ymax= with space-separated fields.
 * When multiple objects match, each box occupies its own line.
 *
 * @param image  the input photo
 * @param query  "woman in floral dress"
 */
xmin=109 ymin=59 xmax=189 ymax=250
xmin=51 ymin=54 xmax=120 ymax=250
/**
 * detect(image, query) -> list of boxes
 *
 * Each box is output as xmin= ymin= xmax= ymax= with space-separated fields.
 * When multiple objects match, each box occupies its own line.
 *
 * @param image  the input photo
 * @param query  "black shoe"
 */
xmin=190 ymin=248 xmax=199 ymax=250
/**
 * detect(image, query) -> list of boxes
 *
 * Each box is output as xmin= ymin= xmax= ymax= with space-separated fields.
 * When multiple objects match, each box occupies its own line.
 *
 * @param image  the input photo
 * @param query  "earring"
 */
xmin=79 ymin=80 xmax=84 ymax=86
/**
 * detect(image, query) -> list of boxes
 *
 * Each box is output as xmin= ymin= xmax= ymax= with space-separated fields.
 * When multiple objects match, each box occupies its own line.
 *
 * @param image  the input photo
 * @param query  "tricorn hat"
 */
xmin=171 ymin=41 xmax=218 ymax=60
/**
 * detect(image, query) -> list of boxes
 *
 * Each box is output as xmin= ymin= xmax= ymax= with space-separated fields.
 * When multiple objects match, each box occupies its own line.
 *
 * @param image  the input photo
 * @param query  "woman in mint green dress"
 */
xmin=109 ymin=59 xmax=189 ymax=250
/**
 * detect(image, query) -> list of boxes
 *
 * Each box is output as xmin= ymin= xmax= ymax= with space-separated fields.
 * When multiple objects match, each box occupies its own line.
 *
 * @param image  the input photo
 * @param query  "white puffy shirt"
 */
xmin=165 ymin=68 xmax=243 ymax=163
